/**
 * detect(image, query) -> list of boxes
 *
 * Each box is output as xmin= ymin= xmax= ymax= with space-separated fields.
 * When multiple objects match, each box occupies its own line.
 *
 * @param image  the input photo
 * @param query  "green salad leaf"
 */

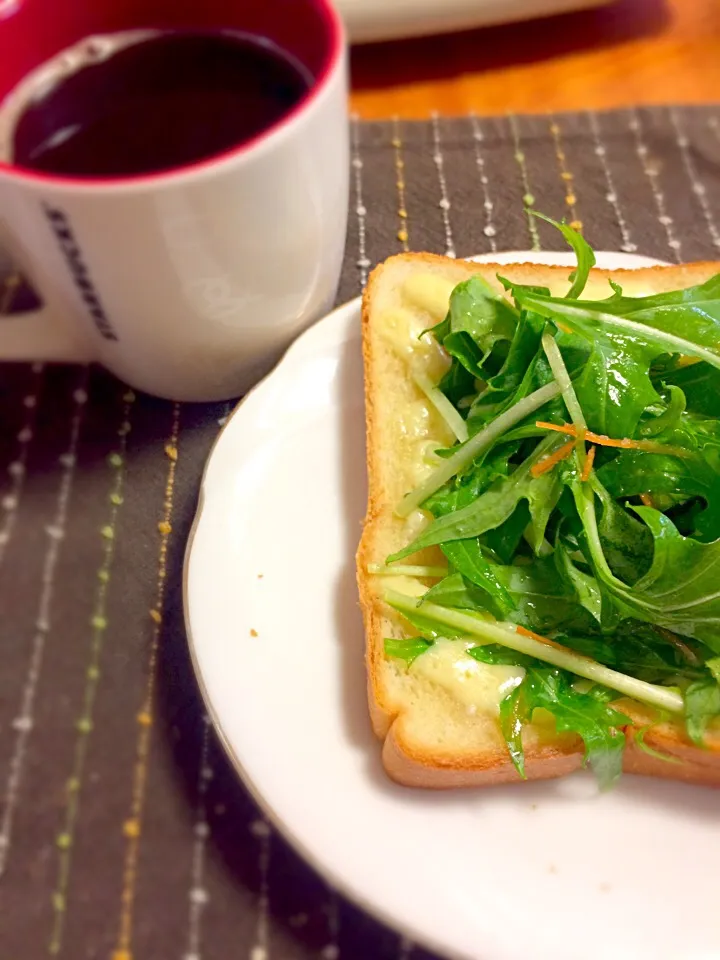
xmin=437 ymin=356 xmax=476 ymax=408
xmin=422 ymin=556 xmax=597 ymax=635
xmin=519 ymin=270 xmax=720 ymax=369
xmin=439 ymin=539 xmax=516 ymax=614
xmin=597 ymin=450 xmax=720 ymax=542
xmin=593 ymin=479 xmax=654 ymax=584
xmin=570 ymin=330 xmax=660 ymax=437
xmin=442 ymin=331 xmax=486 ymax=379
xmin=500 ymin=666 xmax=628 ymax=788
xmin=578 ymin=499 xmax=720 ymax=654
xmin=659 ymin=361 xmax=720 ymax=418
xmin=531 ymin=211 xmax=596 ymax=300
xmin=638 ymin=385 xmax=686 ymax=436
xmin=421 ymin=572 xmax=491 ymax=611
xmin=429 ymin=275 xmax=517 ymax=394
xmin=555 ymin=541 xmax=603 ymax=623
xmin=384 ymin=637 xmax=432 ymax=665
xmin=466 ymin=311 xmax=546 ymax=429
xmin=447 ymin=276 xmax=516 ymax=355
xmin=559 ymin=621 xmax=708 ymax=684
xmin=389 ymin=435 xmax=565 ymax=560
xmin=685 ymin=679 xmax=720 ymax=746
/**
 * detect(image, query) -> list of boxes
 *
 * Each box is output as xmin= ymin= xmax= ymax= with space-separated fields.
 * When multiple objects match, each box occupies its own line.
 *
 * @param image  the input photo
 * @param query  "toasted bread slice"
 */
xmin=357 ymin=252 xmax=720 ymax=789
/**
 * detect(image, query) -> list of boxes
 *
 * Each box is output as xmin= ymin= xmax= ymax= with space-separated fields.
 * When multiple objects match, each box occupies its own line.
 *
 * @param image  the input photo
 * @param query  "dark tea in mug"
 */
xmin=0 ymin=30 xmax=312 ymax=178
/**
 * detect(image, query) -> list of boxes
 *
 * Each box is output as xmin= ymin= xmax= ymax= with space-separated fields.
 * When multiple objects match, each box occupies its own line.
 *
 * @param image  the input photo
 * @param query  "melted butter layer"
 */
xmin=377 ymin=274 xmax=522 ymax=717
xmin=411 ymin=640 xmax=525 ymax=716
xmin=402 ymin=274 xmax=456 ymax=321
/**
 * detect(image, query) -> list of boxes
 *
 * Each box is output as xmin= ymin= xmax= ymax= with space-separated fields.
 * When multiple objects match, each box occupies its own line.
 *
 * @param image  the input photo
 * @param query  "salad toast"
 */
xmin=357 ymin=231 xmax=720 ymax=790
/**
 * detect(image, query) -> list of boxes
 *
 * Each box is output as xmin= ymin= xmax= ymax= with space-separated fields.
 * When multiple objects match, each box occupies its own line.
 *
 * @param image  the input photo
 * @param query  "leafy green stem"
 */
xmin=525 ymin=298 xmax=720 ymax=371
xmin=395 ymin=381 xmax=561 ymax=517
xmin=541 ymin=330 xmax=587 ymax=430
xmin=571 ymin=481 xmax=659 ymax=616
xmin=413 ymin=370 xmax=468 ymax=443
xmin=571 ymin=482 xmax=618 ymax=585
xmin=385 ymin=590 xmax=685 ymax=714
xmin=368 ymin=563 xmax=448 ymax=578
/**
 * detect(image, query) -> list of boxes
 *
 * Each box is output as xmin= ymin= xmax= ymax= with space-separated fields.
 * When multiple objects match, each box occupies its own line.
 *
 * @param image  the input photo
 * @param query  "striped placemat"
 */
xmin=1 ymin=105 xmax=719 ymax=960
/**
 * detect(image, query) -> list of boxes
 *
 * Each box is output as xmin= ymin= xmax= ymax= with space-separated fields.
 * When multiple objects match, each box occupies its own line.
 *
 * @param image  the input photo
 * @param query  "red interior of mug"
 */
xmin=0 ymin=0 xmax=342 ymax=183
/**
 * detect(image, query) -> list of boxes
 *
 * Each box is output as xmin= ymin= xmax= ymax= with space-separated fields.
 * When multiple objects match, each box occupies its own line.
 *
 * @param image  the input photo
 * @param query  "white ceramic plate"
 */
xmin=339 ymin=0 xmax=612 ymax=44
xmin=184 ymin=251 xmax=720 ymax=960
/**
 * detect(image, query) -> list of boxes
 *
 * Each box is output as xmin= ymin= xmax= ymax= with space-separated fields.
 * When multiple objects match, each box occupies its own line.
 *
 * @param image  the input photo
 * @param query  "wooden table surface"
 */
xmin=349 ymin=0 xmax=719 ymax=118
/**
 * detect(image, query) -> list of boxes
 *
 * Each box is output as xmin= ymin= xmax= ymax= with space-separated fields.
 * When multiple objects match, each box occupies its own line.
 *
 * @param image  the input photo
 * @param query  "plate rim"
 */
xmin=181 ymin=293 xmax=441 ymax=953
xmin=182 ymin=250 xmax=669 ymax=959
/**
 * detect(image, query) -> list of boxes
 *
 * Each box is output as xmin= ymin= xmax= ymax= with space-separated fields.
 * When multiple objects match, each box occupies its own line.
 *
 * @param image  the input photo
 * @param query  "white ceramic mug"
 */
xmin=0 ymin=0 xmax=348 ymax=401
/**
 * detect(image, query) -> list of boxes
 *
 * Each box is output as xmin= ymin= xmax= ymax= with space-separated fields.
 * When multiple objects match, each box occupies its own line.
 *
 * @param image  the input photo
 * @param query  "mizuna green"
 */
xmin=380 ymin=216 xmax=720 ymax=789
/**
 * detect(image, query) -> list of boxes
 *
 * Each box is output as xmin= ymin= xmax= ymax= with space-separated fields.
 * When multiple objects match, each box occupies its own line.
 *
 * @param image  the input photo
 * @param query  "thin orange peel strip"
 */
xmin=535 ymin=421 xmax=689 ymax=458
xmin=530 ymin=439 xmax=576 ymax=477
xmin=580 ymin=445 xmax=596 ymax=482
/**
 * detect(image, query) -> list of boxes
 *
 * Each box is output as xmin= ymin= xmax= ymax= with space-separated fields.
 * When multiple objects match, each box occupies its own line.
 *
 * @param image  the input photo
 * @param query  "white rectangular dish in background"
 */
xmin=339 ymin=0 xmax=613 ymax=44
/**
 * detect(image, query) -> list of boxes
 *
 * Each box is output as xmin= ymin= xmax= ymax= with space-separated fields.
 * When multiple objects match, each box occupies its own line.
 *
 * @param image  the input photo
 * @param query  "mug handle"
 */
xmin=0 ymin=235 xmax=94 ymax=363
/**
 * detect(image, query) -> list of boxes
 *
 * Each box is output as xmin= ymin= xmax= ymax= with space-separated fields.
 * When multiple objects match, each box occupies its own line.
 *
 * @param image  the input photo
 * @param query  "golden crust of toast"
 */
xmin=357 ymin=252 xmax=720 ymax=789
